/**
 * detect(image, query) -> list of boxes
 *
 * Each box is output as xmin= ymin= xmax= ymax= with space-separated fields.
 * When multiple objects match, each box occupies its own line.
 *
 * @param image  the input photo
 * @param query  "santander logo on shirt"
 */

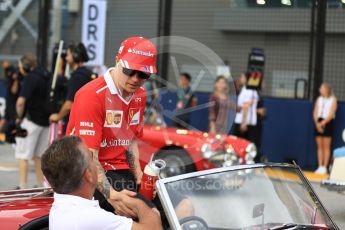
xmin=100 ymin=138 xmax=130 ymax=148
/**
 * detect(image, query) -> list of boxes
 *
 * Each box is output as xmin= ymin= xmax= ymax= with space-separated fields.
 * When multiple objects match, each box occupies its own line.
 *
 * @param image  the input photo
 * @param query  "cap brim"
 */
xmin=120 ymin=59 xmax=156 ymax=74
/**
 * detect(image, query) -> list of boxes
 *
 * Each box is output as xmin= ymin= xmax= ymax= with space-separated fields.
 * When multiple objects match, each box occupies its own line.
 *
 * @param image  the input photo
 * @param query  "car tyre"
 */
xmin=154 ymin=148 xmax=196 ymax=178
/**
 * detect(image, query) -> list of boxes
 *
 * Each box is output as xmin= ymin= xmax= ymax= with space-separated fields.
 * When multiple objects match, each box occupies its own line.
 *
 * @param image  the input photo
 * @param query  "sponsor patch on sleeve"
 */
xmin=128 ymin=108 xmax=140 ymax=126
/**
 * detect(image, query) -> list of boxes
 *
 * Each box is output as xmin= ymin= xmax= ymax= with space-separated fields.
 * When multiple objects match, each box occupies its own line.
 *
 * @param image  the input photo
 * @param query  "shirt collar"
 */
xmin=53 ymin=193 xmax=99 ymax=208
xmin=104 ymin=68 xmax=119 ymax=95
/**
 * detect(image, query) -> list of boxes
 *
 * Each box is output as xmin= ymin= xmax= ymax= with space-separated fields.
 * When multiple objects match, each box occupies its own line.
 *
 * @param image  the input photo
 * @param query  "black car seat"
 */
xmin=19 ymin=214 xmax=49 ymax=230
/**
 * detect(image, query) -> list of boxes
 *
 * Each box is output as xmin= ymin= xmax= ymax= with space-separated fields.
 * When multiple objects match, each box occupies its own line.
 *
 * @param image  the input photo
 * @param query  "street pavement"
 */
xmin=0 ymin=143 xmax=344 ymax=228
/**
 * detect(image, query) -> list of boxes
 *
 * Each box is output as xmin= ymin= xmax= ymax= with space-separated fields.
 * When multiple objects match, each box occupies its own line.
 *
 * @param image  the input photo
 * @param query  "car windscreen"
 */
xmin=159 ymin=166 xmax=337 ymax=229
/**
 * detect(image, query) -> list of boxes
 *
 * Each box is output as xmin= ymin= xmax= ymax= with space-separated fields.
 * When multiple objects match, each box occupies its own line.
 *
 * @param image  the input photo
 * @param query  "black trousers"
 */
xmin=94 ymin=169 xmax=137 ymax=213
xmin=232 ymin=123 xmax=257 ymax=143
xmin=232 ymin=124 xmax=264 ymax=162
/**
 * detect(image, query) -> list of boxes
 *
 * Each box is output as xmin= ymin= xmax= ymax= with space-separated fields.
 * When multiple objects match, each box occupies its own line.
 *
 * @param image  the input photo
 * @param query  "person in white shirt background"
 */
xmin=233 ymin=73 xmax=259 ymax=144
xmin=41 ymin=136 xmax=162 ymax=230
xmin=313 ymin=82 xmax=337 ymax=174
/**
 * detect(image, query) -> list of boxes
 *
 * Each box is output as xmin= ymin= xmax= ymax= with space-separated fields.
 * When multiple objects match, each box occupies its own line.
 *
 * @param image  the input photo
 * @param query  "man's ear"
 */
xmin=83 ymin=168 xmax=94 ymax=184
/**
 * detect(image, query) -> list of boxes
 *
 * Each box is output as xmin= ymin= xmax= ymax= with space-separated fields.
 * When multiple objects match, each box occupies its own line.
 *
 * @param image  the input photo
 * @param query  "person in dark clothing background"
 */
xmin=0 ymin=61 xmax=23 ymax=143
xmin=15 ymin=53 xmax=51 ymax=189
xmin=173 ymin=73 xmax=197 ymax=128
xmin=49 ymin=42 xmax=96 ymax=130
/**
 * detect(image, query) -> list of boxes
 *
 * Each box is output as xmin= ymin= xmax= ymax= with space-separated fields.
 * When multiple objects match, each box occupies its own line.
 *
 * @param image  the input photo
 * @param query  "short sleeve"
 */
xmin=136 ymin=123 xmax=144 ymax=138
xmin=68 ymin=91 xmax=104 ymax=150
xmin=135 ymin=92 xmax=147 ymax=138
xmin=66 ymin=74 xmax=80 ymax=101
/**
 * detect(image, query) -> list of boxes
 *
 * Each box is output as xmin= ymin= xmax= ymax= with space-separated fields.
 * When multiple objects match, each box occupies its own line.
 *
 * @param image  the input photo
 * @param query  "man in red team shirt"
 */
xmin=66 ymin=37 xmax=156 ymax=217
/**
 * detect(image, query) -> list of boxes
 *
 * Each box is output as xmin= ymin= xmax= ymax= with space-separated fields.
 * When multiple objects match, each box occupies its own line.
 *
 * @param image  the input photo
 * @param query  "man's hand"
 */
xmin=49 ymin=113 xmax=60 ymax=123
xmin=127 ymin=196 xmax=163 ymax=230
xmin=109 ymin=189 xmax=137 ymax=218
xmin=90 ymin=148 xmax=138 ymax=218
xmin=49 ymin=101 xmax=72 ymax=123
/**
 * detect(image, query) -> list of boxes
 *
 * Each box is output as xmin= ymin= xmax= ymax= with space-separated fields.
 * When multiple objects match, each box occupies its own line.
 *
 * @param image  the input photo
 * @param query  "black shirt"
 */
xmin=19 ymin=67 xmax=50 ymax=127
xmin=66 ymin=66 xmax=94 ymax=101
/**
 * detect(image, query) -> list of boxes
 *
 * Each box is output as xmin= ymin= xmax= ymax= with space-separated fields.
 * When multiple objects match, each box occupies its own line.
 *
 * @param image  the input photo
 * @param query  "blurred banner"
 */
xmin=82 ymin=0 xmax=107 ymax=66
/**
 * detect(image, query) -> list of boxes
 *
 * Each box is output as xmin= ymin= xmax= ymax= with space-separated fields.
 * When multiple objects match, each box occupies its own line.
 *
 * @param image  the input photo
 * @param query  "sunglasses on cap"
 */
xmin=122 ymin=67 xmax=151 ymax=80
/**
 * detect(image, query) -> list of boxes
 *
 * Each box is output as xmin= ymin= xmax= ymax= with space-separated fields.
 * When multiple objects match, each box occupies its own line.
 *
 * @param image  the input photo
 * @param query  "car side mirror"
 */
xmin=252 ymin=203 xmax=265 ymax=218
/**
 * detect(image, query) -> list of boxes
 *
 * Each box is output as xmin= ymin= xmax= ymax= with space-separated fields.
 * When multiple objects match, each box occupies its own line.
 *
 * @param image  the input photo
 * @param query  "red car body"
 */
xmin=0 ymin=189 xmax=52 ymax=229
xmin=138 ymin=125 xmax=254 ymax=177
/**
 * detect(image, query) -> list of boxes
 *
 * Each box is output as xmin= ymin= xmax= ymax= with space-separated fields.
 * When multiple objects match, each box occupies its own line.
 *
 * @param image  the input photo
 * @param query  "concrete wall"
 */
xmin=169 ymin=0 xmax=345 ymax=100
xmin=214 ymin=9 xmax=345 ymax=33
xmin=0 ymin=1 xmax=39 ymax=58
xmin=59 ymin=0 xmax=159 ymax=69
xmin=0 ymin=0 xmax=344 ymax=101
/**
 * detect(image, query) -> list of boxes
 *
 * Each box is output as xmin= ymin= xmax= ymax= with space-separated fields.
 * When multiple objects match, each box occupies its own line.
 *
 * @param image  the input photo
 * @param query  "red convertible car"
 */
xmin=138 ymin=124 xmax=256 ymax=178
xmin=0 ymin=164 xmax=339 ymax=229
xmin=0 ymin=123 xmax=255 ymax=229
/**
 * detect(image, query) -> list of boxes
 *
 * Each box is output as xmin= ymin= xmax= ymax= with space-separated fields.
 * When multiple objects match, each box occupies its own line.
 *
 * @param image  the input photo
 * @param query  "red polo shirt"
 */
xmin=66 ymin=68 xmax=146 ymax=170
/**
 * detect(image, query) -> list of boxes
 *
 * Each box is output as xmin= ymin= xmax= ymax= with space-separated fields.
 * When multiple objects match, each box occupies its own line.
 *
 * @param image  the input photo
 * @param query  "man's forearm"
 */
xmin=133 ymin=144 xmax=141 ymax=171
xmin=90 ymin=148 xmax=112 ymax=198
xmin=16 ymin=106 xmax=25 ymax=119
xmin=11 ymin=80 xmax=19 ymax=94
xmin=96 ymin=160 xmax=112 ymax=198
xmin=58 ymin=100 xmax=73 ymax=120
xmin=129 ymin=140 xmax=142 ymax=174
xmin=16 ymin=97 xmax=26 ymax=119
